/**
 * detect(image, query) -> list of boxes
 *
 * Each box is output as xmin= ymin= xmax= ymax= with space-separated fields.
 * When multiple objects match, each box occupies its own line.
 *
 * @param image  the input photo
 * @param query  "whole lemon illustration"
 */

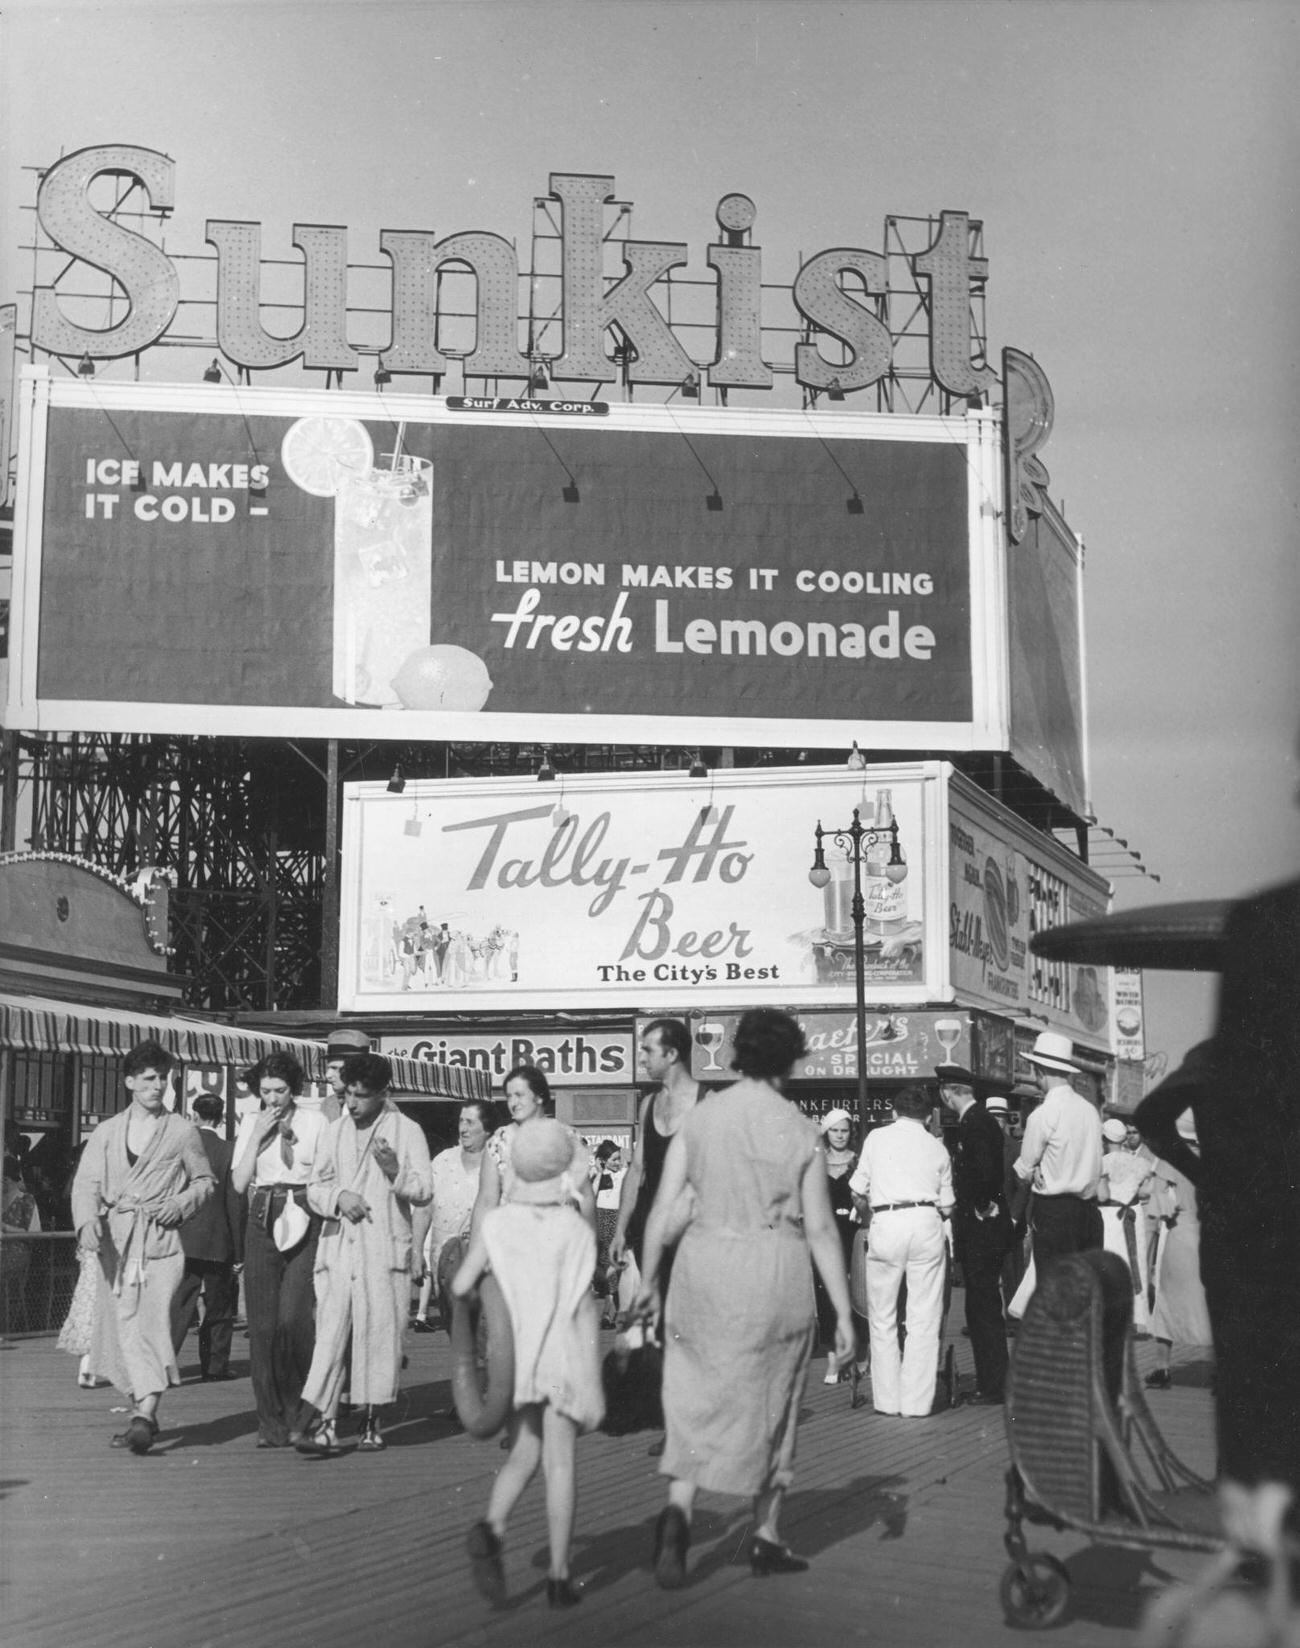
xmin=392 ymin=645 xmax=493 ymax=711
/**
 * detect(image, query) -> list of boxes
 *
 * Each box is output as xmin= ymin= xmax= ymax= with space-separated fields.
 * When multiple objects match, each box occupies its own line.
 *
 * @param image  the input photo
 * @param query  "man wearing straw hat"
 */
xmin=1011 ymin=1031 xmax=1103 ymax=1275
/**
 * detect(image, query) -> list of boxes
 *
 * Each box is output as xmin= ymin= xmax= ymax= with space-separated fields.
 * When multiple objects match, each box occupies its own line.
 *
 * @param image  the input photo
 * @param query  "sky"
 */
xmin=2 ymin=0 xmax=1297 ymax=1065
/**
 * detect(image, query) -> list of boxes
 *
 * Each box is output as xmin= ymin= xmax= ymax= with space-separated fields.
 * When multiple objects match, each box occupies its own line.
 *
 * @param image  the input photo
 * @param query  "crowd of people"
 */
xmin=55 ymin=1007 xmax=1223 ymax=1610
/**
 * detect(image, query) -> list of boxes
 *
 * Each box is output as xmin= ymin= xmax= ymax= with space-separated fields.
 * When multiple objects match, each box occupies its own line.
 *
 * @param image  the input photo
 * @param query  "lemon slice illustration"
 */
xmin=392 ymin=645 xmax=493 ymax=711
xmin=281 ymin=416 xmax=375 ymax=496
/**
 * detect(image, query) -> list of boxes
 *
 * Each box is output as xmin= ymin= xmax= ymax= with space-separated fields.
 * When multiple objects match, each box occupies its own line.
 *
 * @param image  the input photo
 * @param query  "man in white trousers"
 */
xmin=849 ymin=1088 xmax=954 ymax=1418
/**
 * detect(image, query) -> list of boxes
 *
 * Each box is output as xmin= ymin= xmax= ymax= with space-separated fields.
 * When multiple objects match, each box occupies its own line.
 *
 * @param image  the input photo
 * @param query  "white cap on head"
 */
xmin=820 ymin=1108 xmax=852 ymax=1134
xmin=1102 ymin=1117 xmax=1129 ymax=1144
xmin=985 ymin=1096 xmax=1010 ymax=1115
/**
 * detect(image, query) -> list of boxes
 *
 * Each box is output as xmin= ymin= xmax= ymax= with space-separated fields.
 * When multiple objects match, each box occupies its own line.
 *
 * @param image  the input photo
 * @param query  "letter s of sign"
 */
xmin=33 ymin=146 xmax=180 ymax=360
xmin=791 ymin=248 xmax=892 ymax=394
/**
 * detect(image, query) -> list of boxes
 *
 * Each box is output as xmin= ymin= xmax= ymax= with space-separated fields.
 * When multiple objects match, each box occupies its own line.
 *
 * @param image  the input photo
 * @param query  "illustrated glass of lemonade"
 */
xmin=333 ymin=453 xmax=434 ymax=706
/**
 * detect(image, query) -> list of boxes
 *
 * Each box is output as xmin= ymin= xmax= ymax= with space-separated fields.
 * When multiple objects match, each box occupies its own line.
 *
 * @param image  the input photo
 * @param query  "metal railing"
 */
xmin=0 ymin=1232 xmax=78 ymax=1337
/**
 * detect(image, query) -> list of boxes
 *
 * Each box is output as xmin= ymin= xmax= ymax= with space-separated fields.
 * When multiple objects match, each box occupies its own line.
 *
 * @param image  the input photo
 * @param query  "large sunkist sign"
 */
xmin=338 ymin=765 xmax=949 ymax=1014
xmin=32 ymin=147 xmax=998 ymax=401
xmin=7 ymin=375 xmax=1006 ymax=746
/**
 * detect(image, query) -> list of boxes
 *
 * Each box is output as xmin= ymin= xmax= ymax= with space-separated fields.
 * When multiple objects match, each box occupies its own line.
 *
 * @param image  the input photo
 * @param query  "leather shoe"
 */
xmin=110 ymin=1413 xmax=158 ymax=1454
xmin=749 ymin=1535 xmax=809 ymax=1576
xmin=467 ymin=1520 xmax=506 ymax=1605
xmin=652 ymin=1505 xmax=690 ymax=1589
xmin=546 ymin=1576 xmax=583 ymax=1608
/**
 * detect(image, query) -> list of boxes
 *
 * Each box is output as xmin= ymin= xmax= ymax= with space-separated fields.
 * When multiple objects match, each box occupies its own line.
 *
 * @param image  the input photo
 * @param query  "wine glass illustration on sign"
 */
xmin=935 ymin=1018 xmax=963 ymax=1059
xmin=695 ymin=1020 xmax=727 ymax=1073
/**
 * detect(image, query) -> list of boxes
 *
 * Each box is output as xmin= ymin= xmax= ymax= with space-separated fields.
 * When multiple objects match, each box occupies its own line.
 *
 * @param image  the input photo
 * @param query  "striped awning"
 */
xmin=383 ymin=1051 xmax=490 ymax=1103
xmin=0 ymin=990 xmax=490 ymax=1101
xmin=0 ymin=991 xmax=329 ymax=1075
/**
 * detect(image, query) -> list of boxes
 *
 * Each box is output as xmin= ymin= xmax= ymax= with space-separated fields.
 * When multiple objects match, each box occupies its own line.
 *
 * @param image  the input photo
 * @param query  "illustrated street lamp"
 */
xmin=808 ymin=807 xmax=906 ymax=1119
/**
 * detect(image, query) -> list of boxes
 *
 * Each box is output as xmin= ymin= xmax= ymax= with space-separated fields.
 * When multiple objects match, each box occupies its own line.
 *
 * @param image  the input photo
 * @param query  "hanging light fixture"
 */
xmin=203 ymin=358 xmax=223 ymax=384
xmin=689 ymin=750 xmax=708 ymax=779
xmin=846 ymin=741 xmax=866 ymax=770
xmin=536 ymin=748 xmax=556 ymax=781
xmin=387 ymin=764 xmax=406 ymax=795
xmin=76 ymin=354 xmax=96 ymax=377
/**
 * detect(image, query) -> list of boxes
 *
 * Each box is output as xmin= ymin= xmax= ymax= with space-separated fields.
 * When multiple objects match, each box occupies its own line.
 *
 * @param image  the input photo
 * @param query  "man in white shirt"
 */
xmin=849 ymin=1088 xmax=954 ymax=1417
xmin=1012 ymin=1031 xmax=1103 ymax=1276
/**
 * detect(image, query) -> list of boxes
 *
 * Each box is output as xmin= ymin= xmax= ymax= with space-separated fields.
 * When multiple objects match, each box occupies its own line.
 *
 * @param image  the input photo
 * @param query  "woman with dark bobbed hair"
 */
xmin=231 ymin=1051 xmax=327 ymax=1447
xmin=634 ymin=1008 xmax=854 ymax=1587
xmin=471 ymin=1066 xmax=593 ymax=1237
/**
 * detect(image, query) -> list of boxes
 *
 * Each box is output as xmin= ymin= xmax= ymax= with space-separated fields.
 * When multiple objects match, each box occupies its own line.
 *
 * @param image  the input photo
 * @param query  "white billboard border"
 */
xmin=7 ymin=371 xmax=1010 ymax=750
xmin=336 ymin=761 xmax=952 ymax=1016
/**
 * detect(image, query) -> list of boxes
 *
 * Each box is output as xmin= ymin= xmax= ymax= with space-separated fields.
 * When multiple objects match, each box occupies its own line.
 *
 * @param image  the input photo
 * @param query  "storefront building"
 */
xmin=328 ymin=762 xmax=1116 ymax=1140
xmin=1 ymin=149 xmax=1138 ymax=1159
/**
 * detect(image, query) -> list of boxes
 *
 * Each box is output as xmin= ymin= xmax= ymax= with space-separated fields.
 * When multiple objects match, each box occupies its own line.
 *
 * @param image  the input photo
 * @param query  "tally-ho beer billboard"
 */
xmin=7 ymin=376 xmax=1005 ymax=747
xmin=338 ymin=766 xmax=949 ymax=1014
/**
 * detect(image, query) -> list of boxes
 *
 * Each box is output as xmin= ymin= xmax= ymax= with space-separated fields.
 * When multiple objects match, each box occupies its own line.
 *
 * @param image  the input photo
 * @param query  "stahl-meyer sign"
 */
xmin=33 ymin=146 xmax=999 ymax=401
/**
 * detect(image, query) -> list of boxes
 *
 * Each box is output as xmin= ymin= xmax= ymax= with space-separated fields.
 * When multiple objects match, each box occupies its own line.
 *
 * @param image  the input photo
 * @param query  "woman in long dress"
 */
xmin=1143 ymin=1112 xmax=1213 ymax=1388
xmin=1098 ymin=1118 xmax=1155 ymax=1332
xmin=634 ymin=1008 xmax=854 ymax=1587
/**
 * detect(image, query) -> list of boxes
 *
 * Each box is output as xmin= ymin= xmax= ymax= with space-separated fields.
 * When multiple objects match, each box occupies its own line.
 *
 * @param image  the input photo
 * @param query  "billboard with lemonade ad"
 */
xmin=338 ymin=765 xmax=948 ymax=1014
xmin=8 ymin=373 xmax=1006 ymax=750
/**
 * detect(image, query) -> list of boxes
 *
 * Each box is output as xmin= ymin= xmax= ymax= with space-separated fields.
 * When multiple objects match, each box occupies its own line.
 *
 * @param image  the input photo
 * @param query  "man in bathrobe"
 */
xmin=295 ymin=1054 xmax=432 ymax=1454
xmin=71 ymin=1039 xmax=215 ymax=1453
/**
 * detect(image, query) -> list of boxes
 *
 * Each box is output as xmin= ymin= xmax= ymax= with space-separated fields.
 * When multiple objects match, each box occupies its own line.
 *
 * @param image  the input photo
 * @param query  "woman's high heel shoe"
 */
xmin=546 ymin=1576 xmax=583 ymax=1608
xmin=749 ymin=1535 xmax=809 ymax=1576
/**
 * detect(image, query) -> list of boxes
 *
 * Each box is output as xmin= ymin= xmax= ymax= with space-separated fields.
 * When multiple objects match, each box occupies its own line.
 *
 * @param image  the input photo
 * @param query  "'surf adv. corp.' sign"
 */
xmin=33 ymin=145 xmax=997 ymax=399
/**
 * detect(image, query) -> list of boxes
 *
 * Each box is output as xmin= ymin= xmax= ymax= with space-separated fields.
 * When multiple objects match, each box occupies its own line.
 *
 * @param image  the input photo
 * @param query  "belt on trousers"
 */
xmin=250 ymin=1184 xmax=309 ymax=1229
xmin=870 ymin=1200 xmax=937 ymax=1213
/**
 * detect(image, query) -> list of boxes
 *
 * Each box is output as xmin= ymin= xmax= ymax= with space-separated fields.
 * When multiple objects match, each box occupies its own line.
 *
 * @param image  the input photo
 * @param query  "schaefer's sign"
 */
xmin=339 ymin=766 xmax=948 ymax=1014
xmin=8 ymin=376 xmax=1006 ymax=751
xmin=685 ymin=1007 xmax=973 ymax=1085
xmin=380 ymin=1031 xmax=632 ymax=1086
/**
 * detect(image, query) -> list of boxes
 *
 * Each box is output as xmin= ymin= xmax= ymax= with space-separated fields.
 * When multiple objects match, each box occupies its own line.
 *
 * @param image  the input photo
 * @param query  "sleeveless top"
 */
xmin=626 ymin=1094 xmax=674 ymax=1261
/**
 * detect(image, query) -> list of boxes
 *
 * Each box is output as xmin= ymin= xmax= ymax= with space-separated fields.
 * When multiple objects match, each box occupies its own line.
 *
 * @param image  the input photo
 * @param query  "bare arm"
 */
xmin=469 ymin=1143 xmax=502 ymax=1242
xmin=609 ymin=1094 xmax=650 ymax=1262
xmin=231 ymin=1111 xmax=276 ymax=1196
xmin=451 ymin=1226 xmax=490 ymax=1298
xmin=802 ymin=1150 xmax=854 ymax=1362
xmin=630 ymin=1131 xmax=688 ymax=1332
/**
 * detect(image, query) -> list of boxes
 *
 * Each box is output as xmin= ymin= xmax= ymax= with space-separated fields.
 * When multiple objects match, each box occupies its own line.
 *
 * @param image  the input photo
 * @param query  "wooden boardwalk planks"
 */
xmin=0 ymin=1311 xmax=1217 ymax=1648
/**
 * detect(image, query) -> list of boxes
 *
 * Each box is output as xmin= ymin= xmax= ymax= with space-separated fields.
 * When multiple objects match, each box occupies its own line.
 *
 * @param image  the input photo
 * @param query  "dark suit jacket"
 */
xmin=952 ymin=1105 xmax=1008 ymax=1217
xmin=179 ymin=1129 xmax=244 ymax=1264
